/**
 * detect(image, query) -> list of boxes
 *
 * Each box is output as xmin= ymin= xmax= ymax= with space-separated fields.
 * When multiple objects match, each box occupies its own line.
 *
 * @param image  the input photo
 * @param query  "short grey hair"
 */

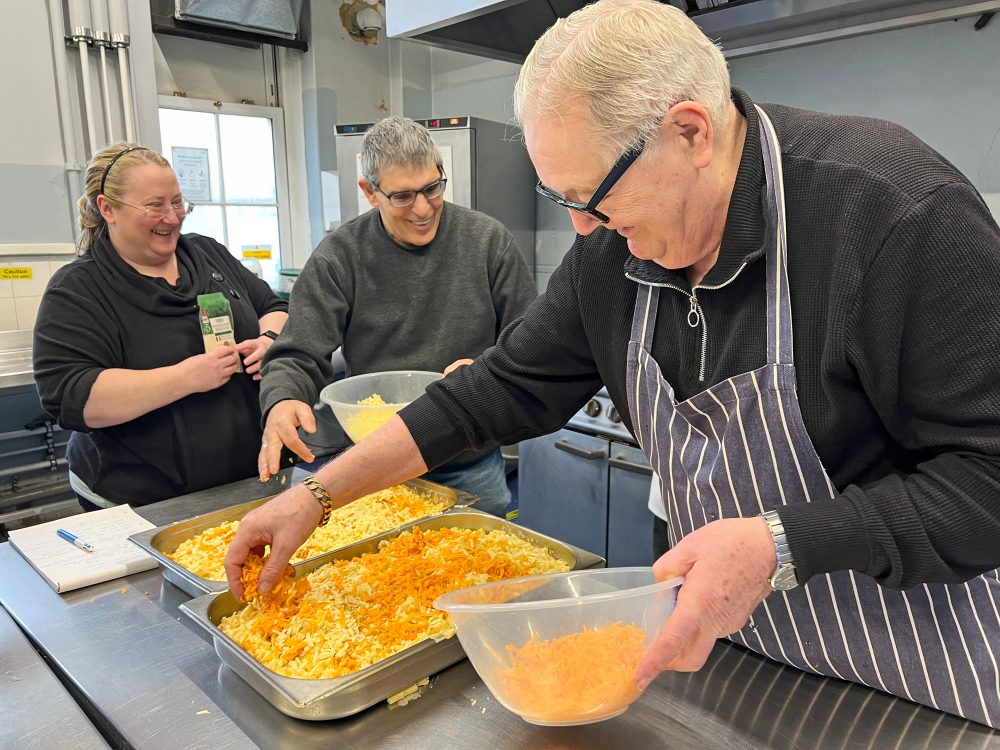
xmin=359 ymin=117 xmax=443 ymax=186
xmin=513 ymin=0 xmax=731 ymax=167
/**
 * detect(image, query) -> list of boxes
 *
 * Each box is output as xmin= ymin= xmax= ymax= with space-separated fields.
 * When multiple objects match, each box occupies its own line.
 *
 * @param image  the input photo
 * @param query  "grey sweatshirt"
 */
xmin=260 ymin=202 xmax=536 ymax=464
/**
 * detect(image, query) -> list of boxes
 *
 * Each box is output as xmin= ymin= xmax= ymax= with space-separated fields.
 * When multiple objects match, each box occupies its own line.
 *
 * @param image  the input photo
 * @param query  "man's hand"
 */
xmin=235 ymin=335 xmax=275 ymax=381
xmin=259 ymin=400 xmax=316 ymax=480
xmin=224 ymin=483 xmax=324 ymax=598
xmin=635 ymin=517 xmax=777 ymax=689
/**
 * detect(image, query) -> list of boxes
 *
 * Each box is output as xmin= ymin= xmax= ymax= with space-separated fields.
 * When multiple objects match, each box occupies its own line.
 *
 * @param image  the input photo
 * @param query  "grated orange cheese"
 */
xmin=167 ymin=485 xmax=448 ymax=581
xmin=494 ymin=622 xmax=647 ymax=723
xmin=219 ymin=526 xmax=570 ymax=679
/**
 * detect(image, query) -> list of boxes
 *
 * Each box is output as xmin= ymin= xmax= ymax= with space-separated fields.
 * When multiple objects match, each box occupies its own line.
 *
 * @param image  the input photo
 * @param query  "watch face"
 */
xmin=771 ymin=566 xmax=798 ymax=591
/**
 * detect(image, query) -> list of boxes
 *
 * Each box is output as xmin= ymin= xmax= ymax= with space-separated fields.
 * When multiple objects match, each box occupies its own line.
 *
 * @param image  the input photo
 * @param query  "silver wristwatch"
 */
xmin=761 ymin=509 xmax=799 ymax=591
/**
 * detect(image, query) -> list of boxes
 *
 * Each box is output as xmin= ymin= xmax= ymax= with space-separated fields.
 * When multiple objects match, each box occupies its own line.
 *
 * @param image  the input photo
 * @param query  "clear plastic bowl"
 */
xmin=319 ymin=370 xmax=442 ymax=444
xmin=434 ymin=567 xmax=682 ymax=726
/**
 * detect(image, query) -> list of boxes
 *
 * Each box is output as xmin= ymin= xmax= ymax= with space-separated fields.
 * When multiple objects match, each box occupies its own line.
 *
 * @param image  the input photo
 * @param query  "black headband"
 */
xmin=99 ymin=146 xmax=149 ymax=196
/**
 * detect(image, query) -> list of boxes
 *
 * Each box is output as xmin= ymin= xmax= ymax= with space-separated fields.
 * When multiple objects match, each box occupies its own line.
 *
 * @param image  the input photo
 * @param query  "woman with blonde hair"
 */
xmin=34 ymin=143 xmax=288 ymax=508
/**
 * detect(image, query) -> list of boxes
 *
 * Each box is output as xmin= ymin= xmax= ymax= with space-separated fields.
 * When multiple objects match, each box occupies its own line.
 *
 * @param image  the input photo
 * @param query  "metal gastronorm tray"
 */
xmin=179 ymin=510 xmax=605 ymax=720
xmin=129 ymin=478 xmax=476 ymax=597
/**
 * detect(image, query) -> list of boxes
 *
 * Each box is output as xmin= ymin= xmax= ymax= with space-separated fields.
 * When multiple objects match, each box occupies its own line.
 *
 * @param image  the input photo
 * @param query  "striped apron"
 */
xmin=625 ymin=105 xmax=1000 ymax=728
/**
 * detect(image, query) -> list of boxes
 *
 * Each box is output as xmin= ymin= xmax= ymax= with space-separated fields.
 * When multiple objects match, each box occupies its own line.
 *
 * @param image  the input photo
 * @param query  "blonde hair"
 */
xmin=77 ymin=142 xmax=170 ymax=255
xmin=513 ymin=0 xmax=731 ymax=166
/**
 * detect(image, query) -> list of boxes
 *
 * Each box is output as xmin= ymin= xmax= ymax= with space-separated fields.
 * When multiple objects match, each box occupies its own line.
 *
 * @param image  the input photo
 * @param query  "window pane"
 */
xmin=158 ymin=109 xmax=222 ymax=202
xmin=225 ymin=206 xmax=281 ymax=288
xmin=219 ymin=115 xmax=277 ymax=204
xmin=182 ymin=204 xmax=225 ymax=245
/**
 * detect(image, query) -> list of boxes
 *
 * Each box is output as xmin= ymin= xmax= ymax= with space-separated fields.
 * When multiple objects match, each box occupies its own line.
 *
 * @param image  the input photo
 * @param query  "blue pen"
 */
xmin=57 ymin=528 xmax=95 ymax=553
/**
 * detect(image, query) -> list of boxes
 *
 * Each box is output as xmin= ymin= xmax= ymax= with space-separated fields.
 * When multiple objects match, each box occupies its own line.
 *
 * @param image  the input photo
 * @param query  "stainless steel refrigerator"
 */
xmin=334 ymin=116 xmax=536 ymax=270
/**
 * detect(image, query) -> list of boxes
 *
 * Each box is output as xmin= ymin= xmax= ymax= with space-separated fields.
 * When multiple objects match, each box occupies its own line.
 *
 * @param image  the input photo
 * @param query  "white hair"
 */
xmin=513 ymin=0 xmax=731 ymax=165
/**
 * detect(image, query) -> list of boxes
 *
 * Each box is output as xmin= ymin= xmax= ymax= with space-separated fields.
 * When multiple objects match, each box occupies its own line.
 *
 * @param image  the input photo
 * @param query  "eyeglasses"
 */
xmin=535 ymin=134 xmax=649 ymax=224
xmin=372 ymin=171 xmax=448 ymax=208
xmin=105 ymin=196 xmax=195 ymax=221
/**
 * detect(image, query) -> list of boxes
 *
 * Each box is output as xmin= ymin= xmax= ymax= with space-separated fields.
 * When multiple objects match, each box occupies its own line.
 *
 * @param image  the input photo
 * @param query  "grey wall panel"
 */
xmin=0 ymin=165 xmax=75 ymax=244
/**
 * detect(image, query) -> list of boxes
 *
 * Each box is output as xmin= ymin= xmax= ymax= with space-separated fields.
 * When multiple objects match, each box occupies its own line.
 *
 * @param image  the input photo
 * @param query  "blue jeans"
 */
xmin=422 ymin=449 xmax=511 ymax=518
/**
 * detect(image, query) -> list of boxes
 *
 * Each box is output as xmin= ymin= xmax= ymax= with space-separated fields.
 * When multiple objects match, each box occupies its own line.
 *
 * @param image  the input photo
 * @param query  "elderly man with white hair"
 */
xmin=228 ymin=0 xmax=1000 ymax=727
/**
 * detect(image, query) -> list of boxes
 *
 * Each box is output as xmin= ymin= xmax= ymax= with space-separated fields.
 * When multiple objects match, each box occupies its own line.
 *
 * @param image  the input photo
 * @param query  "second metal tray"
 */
xmin=130 ymin=478 xmax=476 ymax=597
xmin=179 ymin=510 xmax=605 ymax=720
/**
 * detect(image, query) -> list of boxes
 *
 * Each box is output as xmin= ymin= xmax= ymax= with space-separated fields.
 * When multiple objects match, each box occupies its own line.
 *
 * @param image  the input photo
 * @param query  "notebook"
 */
xmin=8 ymin=505 xmax=158 ymax=593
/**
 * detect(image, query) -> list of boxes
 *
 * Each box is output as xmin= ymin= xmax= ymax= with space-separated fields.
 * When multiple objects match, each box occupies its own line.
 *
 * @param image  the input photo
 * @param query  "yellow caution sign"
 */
xmin=0 ymin=267 xmax=32 ymax=280
xmin=241 ymin=245 xmax=273 ymax=260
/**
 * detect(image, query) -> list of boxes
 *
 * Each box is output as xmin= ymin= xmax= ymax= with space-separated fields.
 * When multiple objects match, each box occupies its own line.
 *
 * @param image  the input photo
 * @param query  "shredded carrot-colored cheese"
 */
xmin=494 ymin=622 xmax=647 ymax=723
xmin=240 ymin=553 xmax=309 ymax=611
xmin=219 ymin=526 xmax=569 ymax=679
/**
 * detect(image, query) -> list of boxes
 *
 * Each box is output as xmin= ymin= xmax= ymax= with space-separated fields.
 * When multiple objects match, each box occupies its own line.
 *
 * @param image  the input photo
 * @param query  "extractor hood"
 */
xmin=386 ymin=0 xmax=1000 ymax=61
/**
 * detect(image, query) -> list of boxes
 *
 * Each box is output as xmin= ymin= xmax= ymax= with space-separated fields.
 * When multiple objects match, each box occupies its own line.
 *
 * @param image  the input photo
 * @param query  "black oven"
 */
xmin=516 ymin=389 xmax=655 ymax=566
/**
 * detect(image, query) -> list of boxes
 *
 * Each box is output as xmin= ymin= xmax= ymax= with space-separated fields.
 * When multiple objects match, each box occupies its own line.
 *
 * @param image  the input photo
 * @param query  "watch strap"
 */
xmin=761 ymin=508 xmax=798 ymax=590
xmin=301 ymin=475 xmax=334 ymax=527
xmin=260 ymin=330 xmax=280 ymax=341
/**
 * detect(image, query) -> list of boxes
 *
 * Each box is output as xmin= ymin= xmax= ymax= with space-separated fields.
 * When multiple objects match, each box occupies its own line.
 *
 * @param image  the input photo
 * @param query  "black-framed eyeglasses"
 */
xmin=535 ymin=135 xmax=648 ymax=224
xmin=372 ymin=169 xmax=448 ymax=208
xmin=104 ymin=195 xmax=195 ymax=221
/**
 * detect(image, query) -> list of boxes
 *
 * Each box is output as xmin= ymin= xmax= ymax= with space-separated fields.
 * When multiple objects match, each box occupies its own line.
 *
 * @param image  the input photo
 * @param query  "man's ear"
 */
xmin=358 ymin=178 xmax=380 ymax=208
xmin=96 ymin=194 xmax=116 ymax=224
xmin=666 ymin=101 xmax=714 ymax=170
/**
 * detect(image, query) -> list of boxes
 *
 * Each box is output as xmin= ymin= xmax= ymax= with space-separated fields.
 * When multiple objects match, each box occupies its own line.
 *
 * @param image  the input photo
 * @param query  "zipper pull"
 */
xmin=687 ymin=295 xmax=701 ymax=328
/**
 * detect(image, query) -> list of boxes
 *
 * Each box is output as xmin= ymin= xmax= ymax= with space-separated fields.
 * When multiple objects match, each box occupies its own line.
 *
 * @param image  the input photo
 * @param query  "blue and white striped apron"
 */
xmin=626 ymin=106 xmax=1000 ymax=728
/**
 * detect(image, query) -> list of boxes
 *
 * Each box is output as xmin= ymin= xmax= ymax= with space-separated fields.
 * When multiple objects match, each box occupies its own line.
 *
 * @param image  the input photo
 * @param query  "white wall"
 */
xmin=300 ymin=0 xmax=391 ymax=246
xmin=729 ymin=15 xmax=1000 ymax=198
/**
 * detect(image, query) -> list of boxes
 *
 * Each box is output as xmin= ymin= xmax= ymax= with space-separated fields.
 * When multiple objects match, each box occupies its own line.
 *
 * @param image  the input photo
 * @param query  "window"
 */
xmin=158 ymin=97 xmax=291 ymax=288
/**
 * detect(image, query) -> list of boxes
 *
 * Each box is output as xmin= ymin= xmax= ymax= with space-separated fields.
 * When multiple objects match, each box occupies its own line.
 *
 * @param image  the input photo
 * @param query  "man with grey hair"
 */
xmin=257 ymin=116 xmax=536 ymax=516
xmin=229 ymin=0 xmax=1000 ymax=727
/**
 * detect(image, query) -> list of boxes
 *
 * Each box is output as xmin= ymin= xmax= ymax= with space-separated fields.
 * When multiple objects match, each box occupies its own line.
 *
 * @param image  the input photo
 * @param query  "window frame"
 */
xmin=156 ymin=95 xmax=293 ymax=276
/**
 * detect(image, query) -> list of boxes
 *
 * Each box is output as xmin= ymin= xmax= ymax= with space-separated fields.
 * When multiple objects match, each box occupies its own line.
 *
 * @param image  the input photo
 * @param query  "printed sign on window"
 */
xmin=171 ymin=147 xmax=211 ymax=202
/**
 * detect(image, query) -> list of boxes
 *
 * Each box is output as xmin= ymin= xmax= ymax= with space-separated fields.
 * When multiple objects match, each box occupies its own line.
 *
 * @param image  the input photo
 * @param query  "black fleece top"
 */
xmin=400 ymin=88 xmax=1000 ymax=590
xmin=33 ymin=233 xmax=287 ymax=505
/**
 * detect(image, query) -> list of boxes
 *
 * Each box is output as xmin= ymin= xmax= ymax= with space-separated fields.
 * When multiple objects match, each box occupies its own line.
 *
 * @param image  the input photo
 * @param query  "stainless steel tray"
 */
xmin=179 ymin=510 xmax=605 ymax=720
xmin=129 ymin=478 xmax=476 ymax=597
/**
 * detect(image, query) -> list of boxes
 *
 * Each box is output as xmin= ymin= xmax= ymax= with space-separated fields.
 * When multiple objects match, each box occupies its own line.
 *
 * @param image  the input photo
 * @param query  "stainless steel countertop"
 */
xmin=0 ymin=605 xmax=110 ymax=749
xmin=1 ymin=470 xmax=999 ymax=749
xmin=0 ymin=329 xmax=36 ymax=389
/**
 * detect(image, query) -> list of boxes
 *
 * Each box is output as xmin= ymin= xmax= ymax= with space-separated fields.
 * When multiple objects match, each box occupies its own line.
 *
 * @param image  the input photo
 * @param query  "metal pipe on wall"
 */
xmin=108 ymin=0 xmax=136 ymax=143
xmin=67 ymin=0 xmax=100 ymax=156
xmin=91 ymin=0 xmax=115 ymax=143
xmin=45 ymin=0 xmax=83 ymax=215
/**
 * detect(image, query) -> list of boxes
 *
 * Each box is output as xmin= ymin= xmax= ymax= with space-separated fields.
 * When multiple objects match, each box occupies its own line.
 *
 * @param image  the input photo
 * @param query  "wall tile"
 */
xmin=3 ymin=262 xmax=52 ymax=298
xmin=0 ymin=299 xmax=17 ymax=331
xmin=14 ymin=296 xmax=42 ymax=330
xmin=0 ymin=277 xmax=13 ymax=299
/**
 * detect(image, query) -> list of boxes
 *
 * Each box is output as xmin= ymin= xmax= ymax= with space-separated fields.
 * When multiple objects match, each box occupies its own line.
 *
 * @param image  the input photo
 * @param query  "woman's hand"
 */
xmin=235 ymin=335 xmax=274 ymax=381
xmin=178 ymin=345 xmax=241 ymax=393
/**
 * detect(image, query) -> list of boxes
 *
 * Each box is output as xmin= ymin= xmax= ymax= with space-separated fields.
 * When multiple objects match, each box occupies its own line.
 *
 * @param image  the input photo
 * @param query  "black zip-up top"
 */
xmin=401 ymin=88 xmax=1000 ymax=590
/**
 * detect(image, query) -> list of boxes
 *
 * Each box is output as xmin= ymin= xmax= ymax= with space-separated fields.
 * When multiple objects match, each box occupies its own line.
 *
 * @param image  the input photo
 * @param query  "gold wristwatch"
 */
xmin=301 ymin=474 xmax=334 ymax=527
